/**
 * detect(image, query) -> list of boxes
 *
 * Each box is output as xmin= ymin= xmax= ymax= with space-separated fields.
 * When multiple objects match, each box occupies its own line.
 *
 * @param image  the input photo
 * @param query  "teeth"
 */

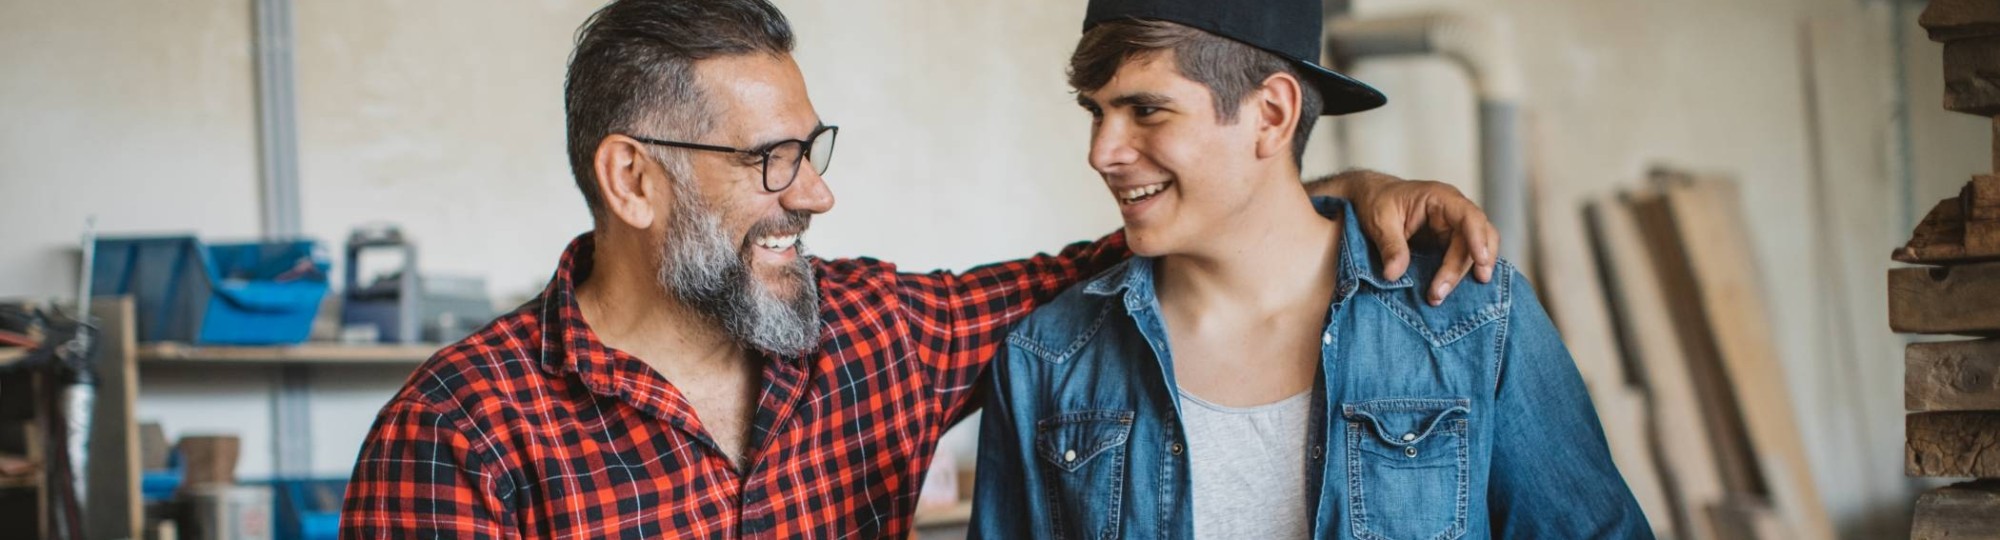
xmin=1117 ymin=182 xmax=1169 ymax=203
xmin=755 ymin=234 xmax=799 ymax=250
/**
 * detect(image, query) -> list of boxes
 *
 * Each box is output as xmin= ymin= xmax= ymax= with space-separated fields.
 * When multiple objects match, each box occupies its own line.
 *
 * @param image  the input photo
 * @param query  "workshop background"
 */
xmin=0 ymin=0 xmax=1990 ymax=539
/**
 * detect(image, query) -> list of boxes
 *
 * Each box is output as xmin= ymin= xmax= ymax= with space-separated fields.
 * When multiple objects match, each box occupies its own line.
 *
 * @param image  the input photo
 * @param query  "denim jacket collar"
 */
xmin=1078 ymin=196 xmax=1417 ymax=312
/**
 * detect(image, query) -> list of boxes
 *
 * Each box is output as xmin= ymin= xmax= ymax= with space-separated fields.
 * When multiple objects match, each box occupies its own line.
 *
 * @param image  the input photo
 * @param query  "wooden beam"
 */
xmin=1911 ymin=481 xmax=2000 ymax=540
xmin=85 ymin=297 xmax=141 ymax=540
xmin=1907 ymin=412 xmax=2000 ymax=477
xmin=1652 ymin=175 xmax=1834 ymax=539
xmin=1920 ymin=0 xmax=2000 ymax=42
xmin=1536 ymin=189 xmax=1674 ymax=539
xmin=1907 ymin=339 xmax=2000 ymax=411
xmin=1588 ymin=195 xmax=1728 ymax=540
xmin=1888 ymin=262 xmax=2000 ymax=334
xmin=1630 ymin=190 xmax=1766 ymax=497
xmin=1940 ymin=38 xmax=2000 ymax=116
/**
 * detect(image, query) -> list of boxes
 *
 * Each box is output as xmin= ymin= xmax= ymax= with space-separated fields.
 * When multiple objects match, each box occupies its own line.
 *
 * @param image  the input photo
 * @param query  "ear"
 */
xmin=591 ymin=134 xmax=663 ymax=230
xmin=1251 ymin=72 xmax=1304 ymax=161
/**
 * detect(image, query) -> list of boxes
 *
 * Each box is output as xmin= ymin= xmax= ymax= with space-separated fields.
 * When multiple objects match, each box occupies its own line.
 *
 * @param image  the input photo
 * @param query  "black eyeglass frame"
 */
xmin=626 ymin=124 xmax=838 ymax=192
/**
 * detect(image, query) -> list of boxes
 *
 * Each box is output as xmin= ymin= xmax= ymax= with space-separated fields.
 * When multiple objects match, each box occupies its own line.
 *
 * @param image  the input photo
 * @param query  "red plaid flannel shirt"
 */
xmin=341 ymin=232 xmax=1126 ymax=539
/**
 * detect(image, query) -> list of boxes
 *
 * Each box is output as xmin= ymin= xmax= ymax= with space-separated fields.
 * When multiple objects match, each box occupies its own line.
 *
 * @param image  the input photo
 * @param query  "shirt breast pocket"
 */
xmin=1034 ymin=410 xmax=1134 ymax=540
xmin=1343 ymin=398 xmax=1471 ymax=540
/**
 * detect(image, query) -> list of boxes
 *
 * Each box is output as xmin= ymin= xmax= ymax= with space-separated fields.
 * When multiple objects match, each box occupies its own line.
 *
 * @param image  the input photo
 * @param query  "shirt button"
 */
xmin=1170 ymin=442 xmax=1184 ymax=455
xmin=1401 ymin=433 xmax=1417 ymax=442
xmin=1405 ymin=447 xmax=1419 ymax=458
xmin=1322 ymin=332 xmax=1332 ymax=345
xmin=1064 ymin=449 xmax=1077 ymax=462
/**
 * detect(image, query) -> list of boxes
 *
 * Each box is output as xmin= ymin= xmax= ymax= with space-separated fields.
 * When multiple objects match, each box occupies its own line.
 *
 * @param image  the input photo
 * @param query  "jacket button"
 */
xmin=1401 ymin=433 xmax=1417 ymax=442
xmin=1064 ymin=449 xmax=1077 ymax=462
xmin=1405 ymin=447 xmax=1419 ymax=458
xmin=1169 ymin=442 xmax=1184 ymax=455
xmin=1322 ymin=332 xmax=1332 ymax=345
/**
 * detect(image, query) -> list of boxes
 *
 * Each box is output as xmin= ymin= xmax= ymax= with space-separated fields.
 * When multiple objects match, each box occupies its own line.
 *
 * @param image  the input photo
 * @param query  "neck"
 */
xmin=1157 ymin=173 xmax=1341 ymax=316
xmin=574 ymin=229 xmax=746 ymax=371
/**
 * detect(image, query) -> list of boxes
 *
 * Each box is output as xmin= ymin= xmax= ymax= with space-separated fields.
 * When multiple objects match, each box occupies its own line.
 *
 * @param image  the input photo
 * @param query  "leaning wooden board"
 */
xmin=1629 ymin=191 xmax=1765 ymax=500
xmin=86 ymin=297 xmax=141 ymax=540
xmin=1535 ymin=191 xmax=1674 ymax=539
xmin=1587 ymin=195 xmax=1727 ymax=540
xmin=1655 ymin=177 xmax=1834 ymax=540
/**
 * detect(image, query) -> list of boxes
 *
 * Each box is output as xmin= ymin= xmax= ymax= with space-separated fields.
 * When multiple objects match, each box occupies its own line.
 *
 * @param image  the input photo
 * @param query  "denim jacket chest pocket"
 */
xmin=1034 ymin=410 xmax=1135 ymax=540
xmin=1343 ymin=399 xmax=1472 ymax=540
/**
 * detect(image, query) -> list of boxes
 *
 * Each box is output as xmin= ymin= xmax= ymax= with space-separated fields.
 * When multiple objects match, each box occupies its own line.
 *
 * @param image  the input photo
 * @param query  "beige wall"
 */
xmin=0 ymin=1 xmax=1976 ymax=536
xmin=0 ymin=0 xmax=260 ymax=299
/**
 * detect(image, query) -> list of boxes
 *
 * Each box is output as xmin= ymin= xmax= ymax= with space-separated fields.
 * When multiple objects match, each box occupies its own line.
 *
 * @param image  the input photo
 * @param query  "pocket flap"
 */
xmin=1342 ymin=398 xmax=1469 ymax=447
xmin=1034 ymin=410 xmax=1134 ymax=472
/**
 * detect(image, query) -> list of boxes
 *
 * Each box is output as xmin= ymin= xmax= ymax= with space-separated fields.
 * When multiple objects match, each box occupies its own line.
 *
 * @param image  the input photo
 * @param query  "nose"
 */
xmin=779 ymin=157 xmax=836 ymax=215
xmin=1087 ymin=118 xmax=1137 ymax=175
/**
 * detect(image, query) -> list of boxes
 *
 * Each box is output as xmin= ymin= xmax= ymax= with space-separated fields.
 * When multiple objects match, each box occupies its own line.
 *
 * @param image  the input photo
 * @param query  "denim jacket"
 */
xmin=969 ymin=198 xmax=1652 ymax=539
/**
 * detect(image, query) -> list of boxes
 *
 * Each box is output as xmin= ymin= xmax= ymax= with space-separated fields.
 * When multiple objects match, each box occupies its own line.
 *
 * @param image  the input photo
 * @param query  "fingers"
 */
xmin=1455 ymin=206 xmax=1498 ymax=284
xmin=1430 ymin=229 xmax=1473 ymax=306
xmin=1369 ymin=209 xmax=1412 ymax=282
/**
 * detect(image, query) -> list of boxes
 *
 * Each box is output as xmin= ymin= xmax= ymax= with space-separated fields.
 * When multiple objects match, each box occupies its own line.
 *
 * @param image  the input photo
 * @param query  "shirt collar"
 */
xmin=1079 ymin=197 xmax=1416 ymax=309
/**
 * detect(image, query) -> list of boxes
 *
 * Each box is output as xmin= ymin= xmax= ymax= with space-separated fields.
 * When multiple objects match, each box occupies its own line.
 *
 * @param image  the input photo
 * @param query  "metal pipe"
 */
xmin=1328 ymin=13 xmax=1531 ymax=270
xmin=254 ymin=0 xmax=301 ymax=239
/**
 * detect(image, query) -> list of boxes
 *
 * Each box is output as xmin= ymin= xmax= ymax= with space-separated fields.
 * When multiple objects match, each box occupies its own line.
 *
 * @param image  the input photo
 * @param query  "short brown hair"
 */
xmin=1068 ymin=19 xmax=1322 ymax=165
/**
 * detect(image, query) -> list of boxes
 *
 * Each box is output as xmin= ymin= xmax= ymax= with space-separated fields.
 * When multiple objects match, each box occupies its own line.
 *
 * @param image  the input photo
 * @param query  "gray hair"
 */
xmin=564 ymin=0 xmax=796 ymax=222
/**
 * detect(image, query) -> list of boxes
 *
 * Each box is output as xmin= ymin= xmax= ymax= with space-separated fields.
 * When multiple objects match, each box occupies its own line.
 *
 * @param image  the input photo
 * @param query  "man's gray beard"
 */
xmin=656 ymin=183 xmax=821 ymax=357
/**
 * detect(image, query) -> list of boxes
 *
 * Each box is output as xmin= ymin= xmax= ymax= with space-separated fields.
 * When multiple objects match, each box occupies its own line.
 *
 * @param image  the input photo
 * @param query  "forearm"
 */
xmin=1303 ymin=168 xmax=1397 ymax=199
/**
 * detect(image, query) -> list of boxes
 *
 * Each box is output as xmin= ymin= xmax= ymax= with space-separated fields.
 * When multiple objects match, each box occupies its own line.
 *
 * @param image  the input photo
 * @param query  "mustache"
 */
xmin=744 ymin=210 xmax=813 ymax=242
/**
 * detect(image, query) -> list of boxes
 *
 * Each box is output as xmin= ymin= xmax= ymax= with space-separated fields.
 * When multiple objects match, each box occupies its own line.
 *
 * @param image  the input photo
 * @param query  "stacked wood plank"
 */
xmin=1897 ymin=3 xmax=2000 ymax=538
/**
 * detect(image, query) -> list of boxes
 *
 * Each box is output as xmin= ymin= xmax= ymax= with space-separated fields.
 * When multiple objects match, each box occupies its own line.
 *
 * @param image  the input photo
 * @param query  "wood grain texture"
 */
xmin=84 ymin=297 xmax=140 ymax=540
xmin=1894 ymin=177 xmax=2000 ymax=264
xmin=1588 ymin=195 xmax=1728 ymax=540
xmin=1908 ymin=339 xmax=2000 ymax=411
xmin=1907 ymin=412 xmax=2000 ymax=477
xmin=1889 ymin=262 xmax=2000 ymax=335
xmin=1911 ymin=481 xmax=2000 ymax=540
xmin=1653 ymin=175 xmax=1833 ymax=540
xmin=1942 ymin=38 xmax=2000 ymax=117
xmin=1923 ymin=0 xmax=2000 ymax=42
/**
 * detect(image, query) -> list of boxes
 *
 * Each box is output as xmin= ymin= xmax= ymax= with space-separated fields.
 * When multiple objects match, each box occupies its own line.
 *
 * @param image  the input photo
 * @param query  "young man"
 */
xmin=338 ymin=1 xmax=1501 ymax=538
xmin=969 ymin=0 xmax=1651 ymax=538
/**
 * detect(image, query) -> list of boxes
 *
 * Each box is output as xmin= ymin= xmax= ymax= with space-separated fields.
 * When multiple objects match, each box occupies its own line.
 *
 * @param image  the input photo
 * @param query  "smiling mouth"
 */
xmin=753 ymin=233 xmax=800 ymax=252
xmin=1116 ymin=181 xmax=1173 ymax=205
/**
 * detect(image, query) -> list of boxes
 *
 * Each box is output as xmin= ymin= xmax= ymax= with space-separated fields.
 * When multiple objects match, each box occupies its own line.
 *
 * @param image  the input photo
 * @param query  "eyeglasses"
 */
xmin=627 ymin=125 xmax=838 ymax=192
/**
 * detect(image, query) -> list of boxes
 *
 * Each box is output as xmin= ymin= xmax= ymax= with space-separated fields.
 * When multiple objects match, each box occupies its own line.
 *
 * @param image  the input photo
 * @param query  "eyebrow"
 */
xmin=1109 ymin=92 xmax=1172 ymax=108
xmin=1076 ymin=92 xmax=1173 ymax=111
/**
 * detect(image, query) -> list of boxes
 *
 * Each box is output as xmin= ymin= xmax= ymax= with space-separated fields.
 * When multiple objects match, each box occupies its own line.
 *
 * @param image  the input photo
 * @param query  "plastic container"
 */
xmin=273 ymin=478 xmax=343 ymax=540
xmin=91 ymin=236 xmax=329 ymax=345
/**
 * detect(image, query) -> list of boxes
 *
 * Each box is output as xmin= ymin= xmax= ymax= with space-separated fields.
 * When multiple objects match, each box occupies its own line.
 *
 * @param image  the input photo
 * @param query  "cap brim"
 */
xmin=1296 ymin=60 xmax=1386 ymax=115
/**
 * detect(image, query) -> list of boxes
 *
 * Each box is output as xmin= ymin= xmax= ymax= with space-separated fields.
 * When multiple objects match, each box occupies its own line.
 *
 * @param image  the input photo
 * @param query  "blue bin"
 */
xmin=273 ymin=478 xmax=344 ymax=540
xmin=91 ymin=236 xmax=330 ymax=345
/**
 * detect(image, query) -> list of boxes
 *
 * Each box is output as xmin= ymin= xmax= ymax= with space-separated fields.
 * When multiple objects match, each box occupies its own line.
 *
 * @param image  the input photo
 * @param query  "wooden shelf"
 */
xmin=137 ymin=342 xmax=440 ymax=366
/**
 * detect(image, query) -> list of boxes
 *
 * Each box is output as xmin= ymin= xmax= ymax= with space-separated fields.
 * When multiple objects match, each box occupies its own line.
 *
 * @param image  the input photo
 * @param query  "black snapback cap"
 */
xmin=1083 ymin=0 xmax=1387 ymax=115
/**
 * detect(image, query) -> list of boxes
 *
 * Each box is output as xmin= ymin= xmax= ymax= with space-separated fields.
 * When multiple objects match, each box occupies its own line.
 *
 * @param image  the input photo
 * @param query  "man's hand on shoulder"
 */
xmin=1307 ymin=169 xmax=1500 ymax=307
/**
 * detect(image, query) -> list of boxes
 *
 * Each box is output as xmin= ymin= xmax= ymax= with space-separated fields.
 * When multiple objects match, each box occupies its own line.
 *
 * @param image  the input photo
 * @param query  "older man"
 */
xmin=338 ymin=1 xmax=1498 ymax=538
